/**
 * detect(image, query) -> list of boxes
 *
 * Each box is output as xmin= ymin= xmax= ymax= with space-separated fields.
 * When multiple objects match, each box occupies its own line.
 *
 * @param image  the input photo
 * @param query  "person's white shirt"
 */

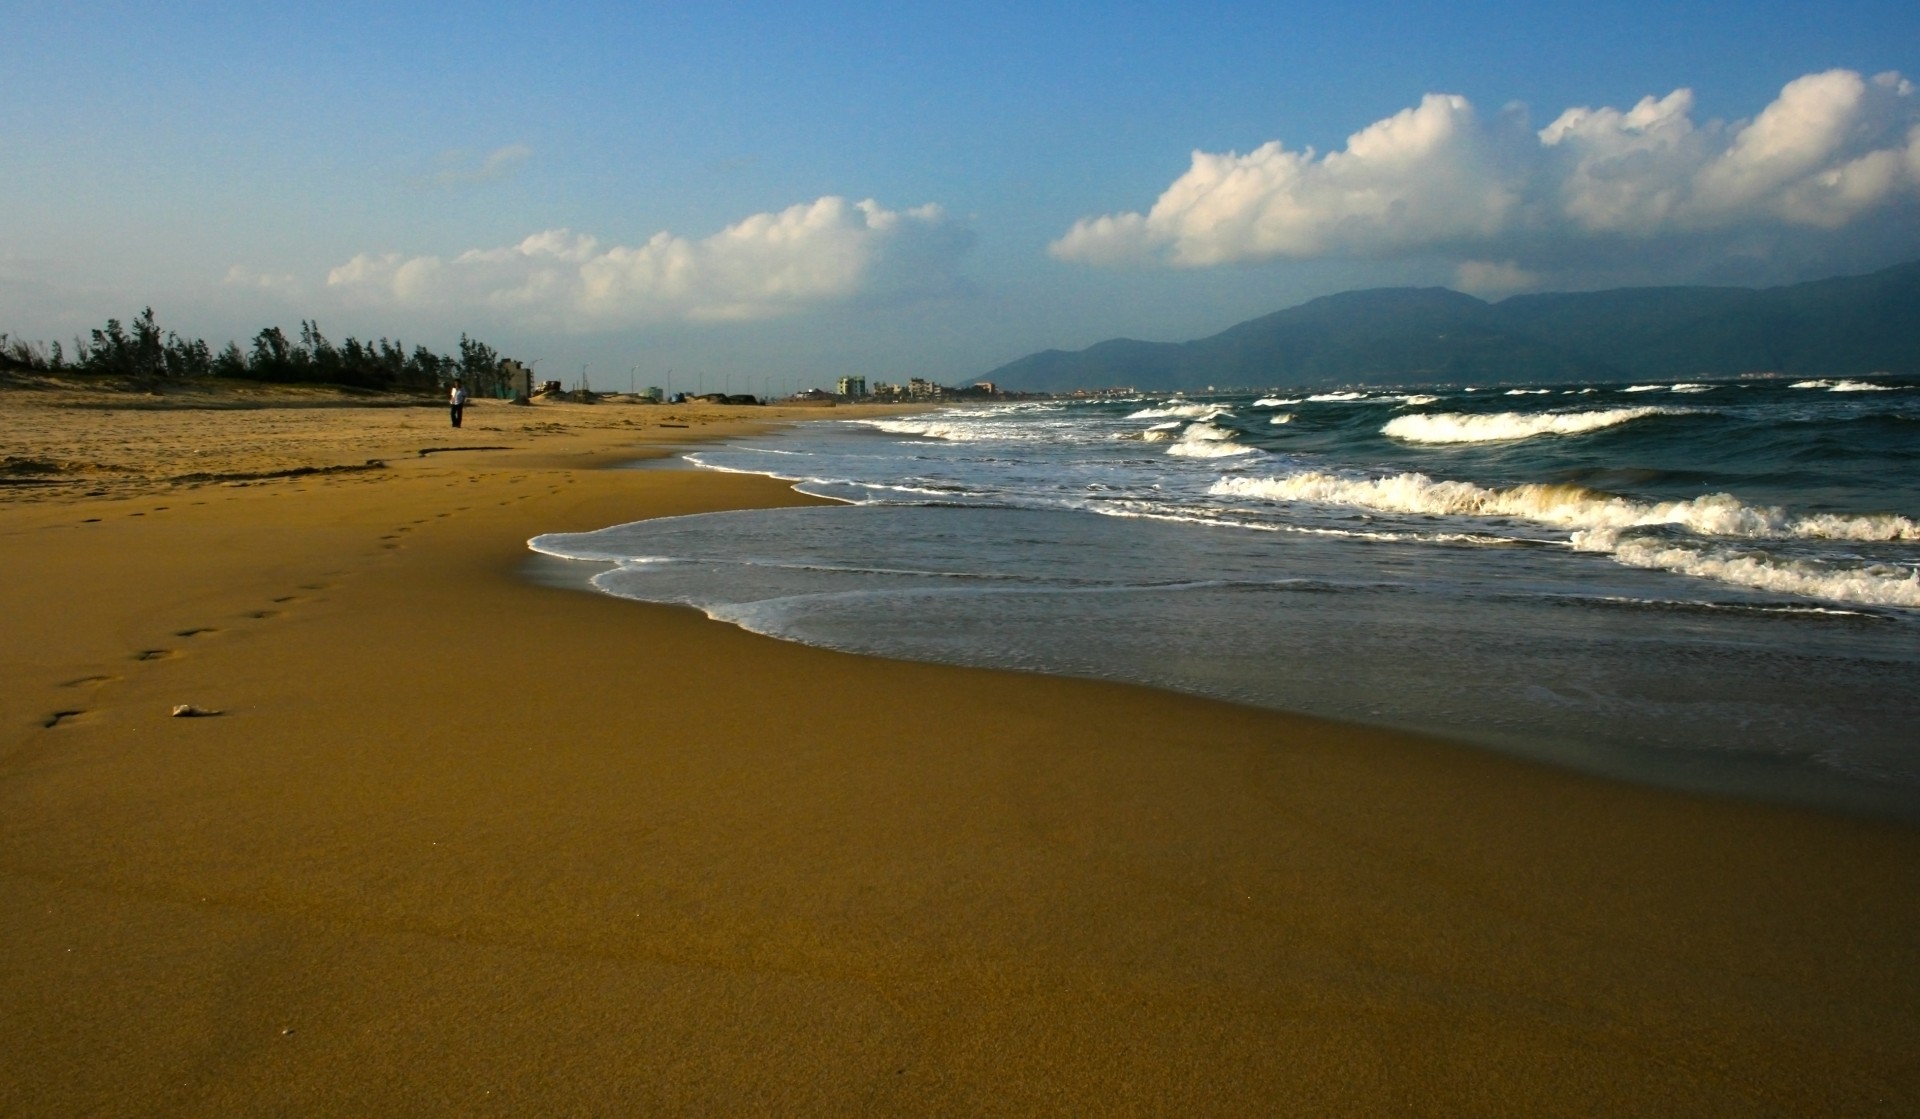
xmin=450 ymin=385 xmax=469 ymax=405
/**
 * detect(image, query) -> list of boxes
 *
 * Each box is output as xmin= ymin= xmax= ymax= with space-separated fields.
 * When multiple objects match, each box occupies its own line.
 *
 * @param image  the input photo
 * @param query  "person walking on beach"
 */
xmin=449 ymin=379 xmax=469 ymax=428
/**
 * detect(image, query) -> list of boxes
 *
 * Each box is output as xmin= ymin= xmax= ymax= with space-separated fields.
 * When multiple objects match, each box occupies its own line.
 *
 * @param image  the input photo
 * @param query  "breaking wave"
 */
xmin=1167 ymin=421 xmax=1258 ymax=457
xmin=1594 ymin=538 xmax=1920 ymax=608
xmin=1211 ymin=469 xmax=1919 ymax=606
xmin=1128 ymin=403 xmax=1231 ymax=419
xmin=1792 ymin=379 xmax=1894 ymax=392
xmin=1382 ymin=406 xmax=1684 ymax=444
xmin=1210 ymin=471 xmax=1920 ymax=543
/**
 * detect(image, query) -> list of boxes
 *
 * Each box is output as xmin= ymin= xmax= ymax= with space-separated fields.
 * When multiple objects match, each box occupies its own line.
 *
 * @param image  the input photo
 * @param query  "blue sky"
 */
xmin=5 ymin=1 xmax=1918 ymax=393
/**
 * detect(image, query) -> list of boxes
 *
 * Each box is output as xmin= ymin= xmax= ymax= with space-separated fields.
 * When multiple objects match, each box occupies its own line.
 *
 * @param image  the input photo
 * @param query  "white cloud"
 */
xmin=325 ymin=196 xmax=966 ymax=328
xmin=222 ymin=264 xmax=301 ymax=293
xmin=1055 ymin=69 xmax=1920 ymax=268
xmin=423 ymin=144 xmax=533 ymax=189
xmin=1453 ymin=259 xmax=1540 ymax=296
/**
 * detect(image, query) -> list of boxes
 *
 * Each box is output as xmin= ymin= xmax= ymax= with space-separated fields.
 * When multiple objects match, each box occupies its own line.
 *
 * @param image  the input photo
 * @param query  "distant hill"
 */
xmin=987 ymin=260 xmax=1920 ymax=392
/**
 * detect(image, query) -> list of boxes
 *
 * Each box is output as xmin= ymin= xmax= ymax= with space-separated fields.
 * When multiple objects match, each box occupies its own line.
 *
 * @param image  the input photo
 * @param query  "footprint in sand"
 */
xmin=43 ymin=710 xmax=86 ymax=729
xmin=247 ymin=609 xmax=280 ymax=620
xmin=271 ymin=595 xmax=302 ymax=604
xmin=174 ymin=627 xmax=219 ymax=638
xmin=62 ymin=674 xmax=120 ymax=688
xmin=134 ymin=649 xmax=176 ymax=662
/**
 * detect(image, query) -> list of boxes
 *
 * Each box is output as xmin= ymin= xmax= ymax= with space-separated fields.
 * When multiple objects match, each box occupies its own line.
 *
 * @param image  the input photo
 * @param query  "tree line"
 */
xmin=1 ymin=308 xmax=517 ymax=395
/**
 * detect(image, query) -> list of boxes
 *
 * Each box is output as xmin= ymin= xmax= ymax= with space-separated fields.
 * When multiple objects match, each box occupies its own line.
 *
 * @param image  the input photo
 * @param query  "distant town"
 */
xmin=581 ymin=374 xmax=1067 ymax=407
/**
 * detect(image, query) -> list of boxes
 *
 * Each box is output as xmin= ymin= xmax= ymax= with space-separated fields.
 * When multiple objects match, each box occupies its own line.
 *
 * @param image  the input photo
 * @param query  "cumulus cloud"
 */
xmin=326 ymin=196 xmax=967 ymax=328
xmin=1053 ymin=69 xmax=1920 ymax=268
xmin=422 ymin=144 xmax=533 ymax=189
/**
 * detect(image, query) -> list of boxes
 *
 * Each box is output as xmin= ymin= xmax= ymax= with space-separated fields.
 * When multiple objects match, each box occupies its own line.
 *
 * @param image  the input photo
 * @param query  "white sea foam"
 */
xmin=1791 ymin=378 xmax=1893 ymax=392
xmin=1381 ymin=406 xmax=1681 ymax=444
xmin=1210 ymin=471 xmax=1920 ymax=543
xmin=528 ymin=533 xmax=679 ymax=565
xmin=1165 ymin=441 xmax=1256 ymax=460
xmin=1670 ymin=383 xmax=1716 ymax=393
xmin=1181 ymin=421 xmax=1237 ymax=441
xmin=1307 ymin=391 xmax=1368 ymax=402
xmin=1625 ymin=384 xmax=1664 ymax=393
xmin=1254 ymin=397 xmax=1303 ymax=407
xmin=1269 ymin=414 xmax=1293 ymax=424
xmin=862 ymin=415 xmax=1092 ymax=443
xmin=1139 ymin=419 xmax=1194 ymax=442
xmin=1505 ymin=388 xmax=1552 ymax=395
xmin=1592 ymin=539 xmax=1920 ymax=608
xmin=1167 ymin=421 xmax=1258 ymax=457
xmin=1397 ymin=394 xmax=1440 ymax=406
xmin=1128 ymin=403 xmax=1231 ymax=419
xmin=864 ymin=418 xmax=987 ymax=441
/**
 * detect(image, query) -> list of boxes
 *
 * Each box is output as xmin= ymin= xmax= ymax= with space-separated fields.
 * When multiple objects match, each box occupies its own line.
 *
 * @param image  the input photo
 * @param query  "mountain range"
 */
xmin=985 ymin=260 xmax=1920 ymax=393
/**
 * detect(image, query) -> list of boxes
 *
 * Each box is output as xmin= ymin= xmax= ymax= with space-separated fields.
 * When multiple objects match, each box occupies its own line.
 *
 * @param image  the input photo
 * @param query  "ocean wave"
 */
xmin=1167 ymin=421 xmax=1259 ymax=457
xmin=1269 ymin=414 xmax=1292 ymax=425
xmin=1307 ymin=391 xmax=1369 ymax=402
xmin=1181 ymin=421 xmax=1238 ymax=441
xmin=1381 ymin=406 xmax=1684 ymax=444
xmin=1254 ymin=397 xmax=1303 ymax=407
xmin=1505 ymin=388 xmax=1552 ymax=395
xmin=1590 ymin=538 xmax=1920 ymax=608
xmin=863 ymin=418 xmax=987 ymax=441
xmin=1792 ymin=379 xmax=1894 ymax=392
xmin=1128 ymin=403 xmax=1231 ymax=419
xmin=862 ymin=416 xmax=1090 ymax=443
xmin=1210 ymin=471 xmax=1920 ymax=543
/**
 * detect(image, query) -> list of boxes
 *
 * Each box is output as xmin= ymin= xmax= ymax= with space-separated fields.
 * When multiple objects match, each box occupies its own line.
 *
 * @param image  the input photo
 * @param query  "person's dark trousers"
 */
xmin=451 ymin=404 xmax=463 ymax=428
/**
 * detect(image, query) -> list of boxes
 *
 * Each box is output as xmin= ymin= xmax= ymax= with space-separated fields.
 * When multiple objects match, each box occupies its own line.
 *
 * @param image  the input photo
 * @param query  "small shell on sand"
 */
xmin=171 ymin=704 xmax=220 ymax=717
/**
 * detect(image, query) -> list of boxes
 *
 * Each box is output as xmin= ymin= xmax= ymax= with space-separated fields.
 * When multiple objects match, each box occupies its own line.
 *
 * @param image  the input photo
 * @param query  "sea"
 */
xmin=529 ymin=375 xmax=1920 ymax=821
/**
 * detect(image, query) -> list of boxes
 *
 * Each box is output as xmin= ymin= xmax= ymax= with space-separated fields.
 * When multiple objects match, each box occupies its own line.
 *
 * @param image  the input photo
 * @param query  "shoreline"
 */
xmin=4 ymin=391 xmax=1918 ymax=1114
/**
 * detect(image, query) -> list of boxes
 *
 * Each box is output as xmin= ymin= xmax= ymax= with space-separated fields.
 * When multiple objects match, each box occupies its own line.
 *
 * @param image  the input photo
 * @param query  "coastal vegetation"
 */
xmin=0 ymin=309 xmax=517 ymax=395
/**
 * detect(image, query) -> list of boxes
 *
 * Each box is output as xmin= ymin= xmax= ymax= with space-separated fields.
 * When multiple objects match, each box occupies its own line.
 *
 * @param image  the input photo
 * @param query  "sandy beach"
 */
xmin=3 ymin=383 xmax=1918 ymax=1116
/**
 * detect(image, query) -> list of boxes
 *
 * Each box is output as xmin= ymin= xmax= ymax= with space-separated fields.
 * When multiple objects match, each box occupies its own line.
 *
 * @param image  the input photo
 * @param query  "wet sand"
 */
xmin=2 ymin=385 xmax=1917 ymax=1115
